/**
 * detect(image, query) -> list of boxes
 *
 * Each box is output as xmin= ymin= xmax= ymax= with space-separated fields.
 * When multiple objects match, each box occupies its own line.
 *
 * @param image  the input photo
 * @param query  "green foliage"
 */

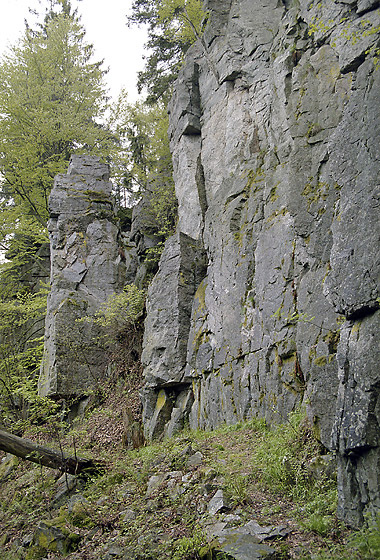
xmin=348 ymin=515 xmax=380 ymax=559
xmin=223 ymin=472 xmax=250 ymax=507
xmin=0 ymin=1 xmax=115 ymax=430
xmin=298 ymin=486 xmax=338 ymax=535
xmin=158 ymin=0 xmax=207 ymax=46
xmin=0 ymin=5 xmax=112 ymax=227
xmin=0 ymin=286 xmax=53 ymax=430
xmin=94 ymin=285 xmax=146 ymax=338
xmin=251 ymin=408 xmax=338 ymax=534
xmin=109 ymin=93 xmax=178 ymax=255
xmin=0 ymin=204 xmax=50 ymax=290
xmin=128 ymin=0 xmax=207 ymax=103
xmin=171 ymin=527 xmax=208 ymax=560
xmin=109 ymin=94 xmax=173 ymax=196
xmin=300 ymin=514 xmax=380 ymax=559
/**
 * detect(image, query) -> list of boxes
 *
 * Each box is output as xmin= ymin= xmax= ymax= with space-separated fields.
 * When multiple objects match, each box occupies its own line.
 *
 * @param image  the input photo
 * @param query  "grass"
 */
xmin=249 ymin=408 xmax=338 ymax=534
xmin=299 ymin=514 xmax=380 ymax=559
xmin=0 ymin=400 xmax=379 ymax=559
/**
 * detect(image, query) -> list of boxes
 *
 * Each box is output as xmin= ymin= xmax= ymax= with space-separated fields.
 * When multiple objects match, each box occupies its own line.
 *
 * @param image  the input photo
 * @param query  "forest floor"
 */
xmin=0 ymin=384 xmax=379 ymax=560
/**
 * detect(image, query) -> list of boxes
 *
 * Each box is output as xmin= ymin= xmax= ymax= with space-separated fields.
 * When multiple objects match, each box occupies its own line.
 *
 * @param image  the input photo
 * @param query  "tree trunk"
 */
xmin=0 ymin=429 xmax=102 ymax=475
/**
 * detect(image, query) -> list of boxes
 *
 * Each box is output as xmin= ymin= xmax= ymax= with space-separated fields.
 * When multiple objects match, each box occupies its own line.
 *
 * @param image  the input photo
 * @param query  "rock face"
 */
xmin=141 ymin=0 xmax=380 ymax=526
xmin=39 ymin=156 xmax=125 ymax=397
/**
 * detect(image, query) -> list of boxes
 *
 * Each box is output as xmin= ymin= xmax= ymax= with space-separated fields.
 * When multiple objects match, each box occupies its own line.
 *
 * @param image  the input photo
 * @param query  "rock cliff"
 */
xmin=39 ymin=156 xmax=125 ymax=398
xmin=141 ymin=0 xmax=380 ymax=526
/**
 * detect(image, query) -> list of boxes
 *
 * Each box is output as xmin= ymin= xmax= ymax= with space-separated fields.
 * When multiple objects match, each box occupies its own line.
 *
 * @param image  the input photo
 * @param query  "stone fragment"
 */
xmin=165 ymin=390 xmax=195 ymax=439
xmin=207 ymin=489 xmax=229 ymax=515
xmin=238 ymin=521 xmax=289 ymax=541
xmin=307 ymin=455 xmax=337 ymax=481
xmin=0 ymin=454 xmax=18 ymax=482
xmin=213 ymin=533 xmax=277 ymax=560
xmin=202 ymin=521 xmax=228 ymax=539
xmin=187 ymin=451 xmax=204 ymax=468
xmin=53 ymin=473 xmax=78 ymax=504
xmin=102 ymin=541 xmax=124 ymax=559
xmin=33 ymin=518 xmax=80 ymax=555
xmin=120 ymin=509 xmax=136 ymax=522
xmin=146 ymin=473 xmax=168 ymax=498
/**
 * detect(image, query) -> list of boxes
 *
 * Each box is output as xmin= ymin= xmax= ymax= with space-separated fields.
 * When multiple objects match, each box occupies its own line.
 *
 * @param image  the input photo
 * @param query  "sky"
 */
xmin=0 ymin=0 xmax=148 ymax=102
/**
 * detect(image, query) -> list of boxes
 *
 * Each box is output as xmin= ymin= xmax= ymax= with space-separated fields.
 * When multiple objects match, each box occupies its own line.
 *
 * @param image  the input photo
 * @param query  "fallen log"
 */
xmin=0 ymin=429 xmax=103 ymax=475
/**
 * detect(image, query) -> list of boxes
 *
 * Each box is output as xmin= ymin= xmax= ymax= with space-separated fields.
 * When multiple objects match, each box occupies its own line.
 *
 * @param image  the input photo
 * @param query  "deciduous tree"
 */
xmin=0 ymin=0 xmax=113 ymax=428
xmin=109 ymin=92 xmax=177 ymax=241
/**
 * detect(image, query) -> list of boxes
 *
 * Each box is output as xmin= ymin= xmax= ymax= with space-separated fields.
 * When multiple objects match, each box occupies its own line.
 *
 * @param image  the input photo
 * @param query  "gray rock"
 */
xmin=141 ymin=0 xmax=380 ymax=525
xmin=120 ymin=509 xmax=136 ymax=522
xmin=141 ymin=231 xmax=206 ymax=440
xmin=187 ymin=451 xmax=204 ymax=468
xmin=67 ymin=494 xmax=88 ymax=512
xmin=238 ymin=520 xmax=288 ymax=542
xmin=33 ymin=519 xmax=80 ymax=554
xmin=102 ymin=540 xmax=124 ymax=559
xmin=53 ymin=473 xmax=78 ymax=503
xmin=207 ymin=489 xmax=230 ymax=515
xmin=39 ymin=155 xmax=125 ymax=397
xmin=146 ymin=473 xmax=168 ymax=498
xmin=213 ymin=533 xmax=277 ymax=560
xmin=307 ymin=455 xmax=337 ymax=481
xmin=331 ymin=311 xmax=380 ymax=526
xmin=0 ymin=454 xmax=18 ymax=481
xmin=142 ymin=231 xmax=207 ymax=386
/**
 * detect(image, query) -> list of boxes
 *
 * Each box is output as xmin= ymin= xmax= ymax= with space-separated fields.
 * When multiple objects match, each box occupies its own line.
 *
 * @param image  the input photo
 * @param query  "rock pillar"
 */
xmin=39 ymin=156 xmax=125 ymax=397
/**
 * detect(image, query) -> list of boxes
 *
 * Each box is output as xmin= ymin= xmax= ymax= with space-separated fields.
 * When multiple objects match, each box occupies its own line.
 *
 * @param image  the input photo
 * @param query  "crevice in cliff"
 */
xmin=195 ymin=153 xmax=208 ymax=222
xmin=341 ymin=52 xmax=366 ymax=74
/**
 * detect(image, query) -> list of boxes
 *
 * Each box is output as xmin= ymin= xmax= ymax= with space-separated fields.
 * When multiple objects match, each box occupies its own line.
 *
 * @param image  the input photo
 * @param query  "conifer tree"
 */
xmin=0 ymin=0 xmax=112 ymax=231
xmin=128 ymin=0 xmax=206 ymax=104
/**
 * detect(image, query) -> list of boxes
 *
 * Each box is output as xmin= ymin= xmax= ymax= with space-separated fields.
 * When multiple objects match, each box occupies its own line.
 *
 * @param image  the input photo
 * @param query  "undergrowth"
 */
xmin=250 ymin=408 xmax=338 ymax=535
xmin=1 ymin=404 xmax=380 ymax=559
xmin=300 ymin=514 xmax=380 ymax=559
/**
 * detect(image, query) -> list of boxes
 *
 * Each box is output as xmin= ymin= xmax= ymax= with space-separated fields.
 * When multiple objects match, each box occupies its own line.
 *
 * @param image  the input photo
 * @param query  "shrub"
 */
xmin=94 ymin=284 xmax=145 ymax=340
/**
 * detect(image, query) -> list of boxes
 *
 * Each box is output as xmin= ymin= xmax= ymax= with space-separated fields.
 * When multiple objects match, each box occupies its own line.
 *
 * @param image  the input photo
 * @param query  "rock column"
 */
xmin=39 ymin=156 xmax=125 ymax=397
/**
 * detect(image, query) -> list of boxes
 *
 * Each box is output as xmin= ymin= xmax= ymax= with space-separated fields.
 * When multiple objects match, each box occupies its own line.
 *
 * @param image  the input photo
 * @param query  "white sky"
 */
xmin=0 ymin=0 xmax=148 ymax=102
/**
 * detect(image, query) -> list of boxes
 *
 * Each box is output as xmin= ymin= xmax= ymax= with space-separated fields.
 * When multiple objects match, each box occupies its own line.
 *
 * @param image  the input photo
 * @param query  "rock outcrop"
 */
xmin=141 ymin=0 xmax=380 ymax=526
xmin=39 ymin=156 xmax=125 ymax=397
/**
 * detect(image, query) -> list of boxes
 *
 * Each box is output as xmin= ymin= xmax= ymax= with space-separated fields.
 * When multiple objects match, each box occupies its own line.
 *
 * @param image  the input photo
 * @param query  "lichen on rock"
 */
xmin=141 ymin=0 xmax=380 ymax=526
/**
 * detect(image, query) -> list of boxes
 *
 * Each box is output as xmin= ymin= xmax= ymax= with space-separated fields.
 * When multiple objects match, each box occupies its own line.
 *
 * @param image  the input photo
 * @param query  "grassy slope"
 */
xmin=0 ymin=390 xmax=379 ymax=560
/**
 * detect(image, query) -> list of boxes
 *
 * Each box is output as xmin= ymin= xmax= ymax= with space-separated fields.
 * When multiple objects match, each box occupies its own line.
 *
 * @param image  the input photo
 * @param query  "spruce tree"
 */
xmin=0 ymin=0 xmax=112 ymax=229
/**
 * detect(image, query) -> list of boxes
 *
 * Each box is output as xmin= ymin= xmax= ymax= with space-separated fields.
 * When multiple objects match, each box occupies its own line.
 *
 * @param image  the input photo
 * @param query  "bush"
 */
xmin=94 ymin=284 xmax=145 ymax=339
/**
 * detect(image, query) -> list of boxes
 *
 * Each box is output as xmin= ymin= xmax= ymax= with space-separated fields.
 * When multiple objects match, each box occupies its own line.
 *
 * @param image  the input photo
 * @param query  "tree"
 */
xmin=128 ymin=0 xmax=207 ymax=104
xmin=109 ymin=92 xmax=177 ymax=241
xmin=110 ymin=93 xmax=173 ymax=192
xmin=0 ymin=428 xmax=102 ymax=475
xmin=0 ymin=0 xmax=113 ymax=429
xmin=0 ymin=0 xmax=112 ymax=229
xmin=0 ymin=287 xmax=48 ymax=430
